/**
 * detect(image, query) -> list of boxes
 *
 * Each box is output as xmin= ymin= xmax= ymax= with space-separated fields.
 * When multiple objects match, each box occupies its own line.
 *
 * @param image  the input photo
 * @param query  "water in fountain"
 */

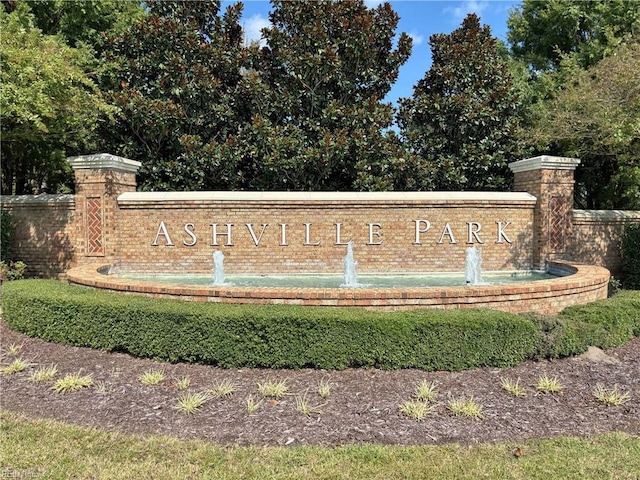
xmin=340 ymin=241 xmax=366 ymax=288
xmin=212 ymin=250 xmax=233 ymax=286
xmin=465 ymin=246 xmax=484 ymax=285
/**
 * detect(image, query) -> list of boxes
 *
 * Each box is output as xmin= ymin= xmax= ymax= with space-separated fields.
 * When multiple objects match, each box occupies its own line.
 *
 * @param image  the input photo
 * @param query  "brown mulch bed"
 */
xmin=1 ymin=320 xmax=638 ymax=446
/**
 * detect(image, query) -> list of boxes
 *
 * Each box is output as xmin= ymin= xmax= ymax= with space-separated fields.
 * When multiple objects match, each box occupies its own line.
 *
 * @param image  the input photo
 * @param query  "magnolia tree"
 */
xmin=399 ymin=14 xmax=524 ymax=191
xmin=99 ymin=0 xmax=254 ymax=191
xmin=241 ymin=0 xmax=426 ymax=191
xmin=100 ymin=0 xmax=427 ymax=192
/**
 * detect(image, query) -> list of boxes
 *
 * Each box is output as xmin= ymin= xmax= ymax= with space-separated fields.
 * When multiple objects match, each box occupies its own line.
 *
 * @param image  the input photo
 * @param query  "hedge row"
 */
xmin=622 ymin=223 xmax=640 ymax=289
xmin=2 ymin=280 xmax=638 ymax=370
xmin=3 ymin=280 xmax=537 ymax=371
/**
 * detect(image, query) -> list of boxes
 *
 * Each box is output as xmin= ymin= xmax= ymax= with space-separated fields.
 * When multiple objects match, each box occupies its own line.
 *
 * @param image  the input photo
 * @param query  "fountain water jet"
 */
xmin=212 ymin=251 xmax=233 ymax=286
xmin=465 ymin=246 xmax=484 ymax=285
xmin=340 ymin=241 xmax=368 ymax=288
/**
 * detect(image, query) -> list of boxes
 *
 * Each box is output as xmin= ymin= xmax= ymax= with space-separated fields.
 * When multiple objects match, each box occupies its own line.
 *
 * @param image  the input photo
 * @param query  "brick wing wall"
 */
xmin=1 ymin=195 xmax=76 ymax=277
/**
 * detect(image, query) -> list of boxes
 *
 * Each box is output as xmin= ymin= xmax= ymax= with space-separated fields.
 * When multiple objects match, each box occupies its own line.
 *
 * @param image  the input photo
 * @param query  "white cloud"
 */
xmin=444 ymin=0 xmax=489 ymax=23
xmin=408 ymin=31 xmax=425 ymax=46
xmin=243 ymin=14 xmax=270 ymax=47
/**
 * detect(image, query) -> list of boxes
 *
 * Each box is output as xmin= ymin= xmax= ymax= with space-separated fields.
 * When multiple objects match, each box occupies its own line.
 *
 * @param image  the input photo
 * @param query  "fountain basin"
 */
xmin=114 ymin=271 xmax=555 ymax=288
xmin=66 ymin=261 xmax=610 ymax=314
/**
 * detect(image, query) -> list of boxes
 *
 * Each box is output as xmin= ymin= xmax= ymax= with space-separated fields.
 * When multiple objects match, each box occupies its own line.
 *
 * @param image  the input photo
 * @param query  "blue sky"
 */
xmin=222 ymin=0 xmax=521 ymax=106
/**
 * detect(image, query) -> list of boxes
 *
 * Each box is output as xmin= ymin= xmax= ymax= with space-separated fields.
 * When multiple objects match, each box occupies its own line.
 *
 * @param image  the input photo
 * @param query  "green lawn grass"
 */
xmin=1 ymin=411 xmax=639 ymax=480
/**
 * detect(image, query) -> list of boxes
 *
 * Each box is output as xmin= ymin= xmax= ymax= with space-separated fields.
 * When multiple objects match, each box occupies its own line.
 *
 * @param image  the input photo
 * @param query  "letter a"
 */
xmin=152 ymin=221 xmax=175 ymax=246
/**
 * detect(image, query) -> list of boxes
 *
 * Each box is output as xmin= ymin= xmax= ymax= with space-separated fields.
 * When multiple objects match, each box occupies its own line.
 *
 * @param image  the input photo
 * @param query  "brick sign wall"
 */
xmin=2 ymin=154 xmax=638 ymax=279
xmin=112 ymin=192 xmax=536 ymax=274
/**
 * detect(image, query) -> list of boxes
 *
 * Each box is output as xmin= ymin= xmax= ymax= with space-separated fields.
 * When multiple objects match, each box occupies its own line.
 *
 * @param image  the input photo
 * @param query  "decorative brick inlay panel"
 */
xmin=549 ymin=196 xmax=567 ymax=252
xmin=86 ymin=197 xmax=104 ymax=256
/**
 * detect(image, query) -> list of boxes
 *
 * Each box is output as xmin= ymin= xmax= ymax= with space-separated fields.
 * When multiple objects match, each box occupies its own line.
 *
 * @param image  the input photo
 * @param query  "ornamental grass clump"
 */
xmin=245 ymin=395 xmax=263 ymax=414
xmin=1 ymin=358 xmax=33 ymax=375
xmin=592 ymin=384 xmax=631 ymax=406
xmin=175 ymin=376 xmax=191 ymax=391
xmin=208 ymin=379 xmax=235 ymax=398
xmin=139 ymin=369 xmax=165 ymax=386
xmin=174 ymin=391 xmax=209 ymax=414
xmin=536 ymin=375 xmax=563 ymax=394
xmin=447 ymin=396 xmax=484 ymax=419
xmin=500 ymin=377 xmax=527 ymax=397
xmin=53 ymin=372 xmax=94 ymax=393
xmin=295 ymin=393 xmax=326 ymax=417
xmin=317 ymin=379 xmax=332 ymax=399
xmin=29 ymin=364 xmax=58 ymax=383
xmin=414 ymin=380 xmax=438 ymax=402
xmin=257 ymin=379 xmax=288 ymax=399
xmin=399 ymin=400 xmax=436 ymax=421
xmin=4 ymin=343 xmax=23 ymax=357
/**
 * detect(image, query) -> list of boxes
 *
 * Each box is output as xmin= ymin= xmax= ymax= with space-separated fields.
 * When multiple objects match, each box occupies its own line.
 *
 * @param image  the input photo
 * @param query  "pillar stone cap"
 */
xmin=509 ymin=155 xmax=580 ymax=174
xmin=68 ymin=153 xmax=141 ymax=173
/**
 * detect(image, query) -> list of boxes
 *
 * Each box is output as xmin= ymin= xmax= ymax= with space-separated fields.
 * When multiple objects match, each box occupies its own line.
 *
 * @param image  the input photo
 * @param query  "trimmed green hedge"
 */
xmin=2 ymin=280 xmax=638 ymax=370
xmin=3 ymin=280 xmax=536 ymax=371
xmin=523 ymin=291 xmax=640 ymax=359
xmin=622 ymin=223 xmax=640 ymax=289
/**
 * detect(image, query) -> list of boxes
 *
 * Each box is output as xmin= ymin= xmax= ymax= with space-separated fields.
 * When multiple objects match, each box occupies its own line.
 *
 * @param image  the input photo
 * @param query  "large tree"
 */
xmin=20 ymin=0 xmax=144 ymax=50
xmin=526 ymin=42 xmax=640 ymax=209
xmin=398 ymin=14 xmax=524 ymax=191
xmin=99 ymin=0 xmax=254 ymax=191
xmin=241 ymin=0 xmax=420 ymax=191
xmin=508 ymin=0 xmax=640 ymax=72
xmin=0 ymin=2 xmax=114 ymax=194
xmin=101 ymin=0 xmax=422 ymax=192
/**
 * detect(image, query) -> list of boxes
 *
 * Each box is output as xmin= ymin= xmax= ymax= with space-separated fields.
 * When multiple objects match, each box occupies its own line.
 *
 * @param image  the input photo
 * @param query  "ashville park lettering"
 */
xmin=151 ymin=220 xmax=514 ymax=247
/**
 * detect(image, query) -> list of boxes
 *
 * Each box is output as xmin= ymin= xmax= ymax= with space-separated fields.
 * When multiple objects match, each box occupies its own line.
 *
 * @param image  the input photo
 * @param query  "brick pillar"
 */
xmin=68 ymin=154 xmax=141 ymax=264
xmin=509 ymin=156 xmax=580 ymax=269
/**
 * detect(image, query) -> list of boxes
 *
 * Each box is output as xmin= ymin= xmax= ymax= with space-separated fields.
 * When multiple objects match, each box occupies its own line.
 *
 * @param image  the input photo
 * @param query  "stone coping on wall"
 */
xmin=117 ymin=191 xmax=537 ymax=208
xmin=573 ymin=210 xmax=640 ymax=222
xmin=65 ymin=261 xmax=610 ymax=315
xmin=68 ymin=153 xmax=142 ymax=173
xmin=509 ymin=155 xmax=581 ymax=173
xmin=0 ymin=194 xmax=75 ymax=207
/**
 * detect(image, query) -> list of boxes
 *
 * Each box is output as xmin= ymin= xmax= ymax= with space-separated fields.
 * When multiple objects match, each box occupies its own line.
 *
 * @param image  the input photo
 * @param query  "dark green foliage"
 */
xmin=4 ymin=281 xmax=637 ymax=370
xmin=518 ymin=291 xmax=640 ymax=360
xmin=100 ymin=0 xmax=251 ymax=191
xmin=398 ymin=14 xmax=524 ymax=191
xmin=1 ymin=211 xmax=13 ymax=261
xmin=508 ymin=0 xmax=640 ymax=72
xmin=243 ymin=0 xmax=422 ymax=191
xmin=0 ymin=1 xmax=142 ymax=195
xmin=3 ymin=280 xmax=536 ymax=371
xmin=100 ymin=0 xmax=423 ymax=192
xmin=507 ymin=1 xmax=640 ymax=210
xmin=550 ymin=292 xmax=640 ymax=355
xmin=622 ymin=224 xmax=640 ymax=289
xmin=25 ymin=0 xmax=144 ymax=50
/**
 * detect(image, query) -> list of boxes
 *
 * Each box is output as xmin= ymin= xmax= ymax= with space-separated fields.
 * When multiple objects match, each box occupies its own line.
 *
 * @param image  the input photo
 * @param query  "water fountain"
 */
xmin=340 ymin=241 xmax=366 ymax=288
xmin=212 ymin=250 xmax=233 ymax=286
xmin=465 ymin=246 xmax=484 ymax=285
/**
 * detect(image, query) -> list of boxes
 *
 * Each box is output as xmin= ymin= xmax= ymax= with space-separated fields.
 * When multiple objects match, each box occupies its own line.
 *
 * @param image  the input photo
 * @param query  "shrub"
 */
xmin=622 ymin=223 xmax=640 ymax=289
xmin=559 ymin=292 xmax=640 ymax=351
xmin=0 ymin=261 xmax=27 ymax=281
xmin=2 ymin=280 xmax=538 ymax=371
xmin=4 ymin=281 xmax=637 ymax=370
xmin=1 ymin=211 xmax=27 ymax=281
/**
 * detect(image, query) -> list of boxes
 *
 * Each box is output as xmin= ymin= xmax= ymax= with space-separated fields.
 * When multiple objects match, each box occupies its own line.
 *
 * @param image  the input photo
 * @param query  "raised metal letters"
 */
xmin=151 ymin=219 xmax=514 ymax=247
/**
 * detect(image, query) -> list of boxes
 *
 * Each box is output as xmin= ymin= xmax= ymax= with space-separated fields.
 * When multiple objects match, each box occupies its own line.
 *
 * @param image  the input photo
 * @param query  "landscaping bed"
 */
xmin=1 ymin=320 xmax=638 ymax=446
